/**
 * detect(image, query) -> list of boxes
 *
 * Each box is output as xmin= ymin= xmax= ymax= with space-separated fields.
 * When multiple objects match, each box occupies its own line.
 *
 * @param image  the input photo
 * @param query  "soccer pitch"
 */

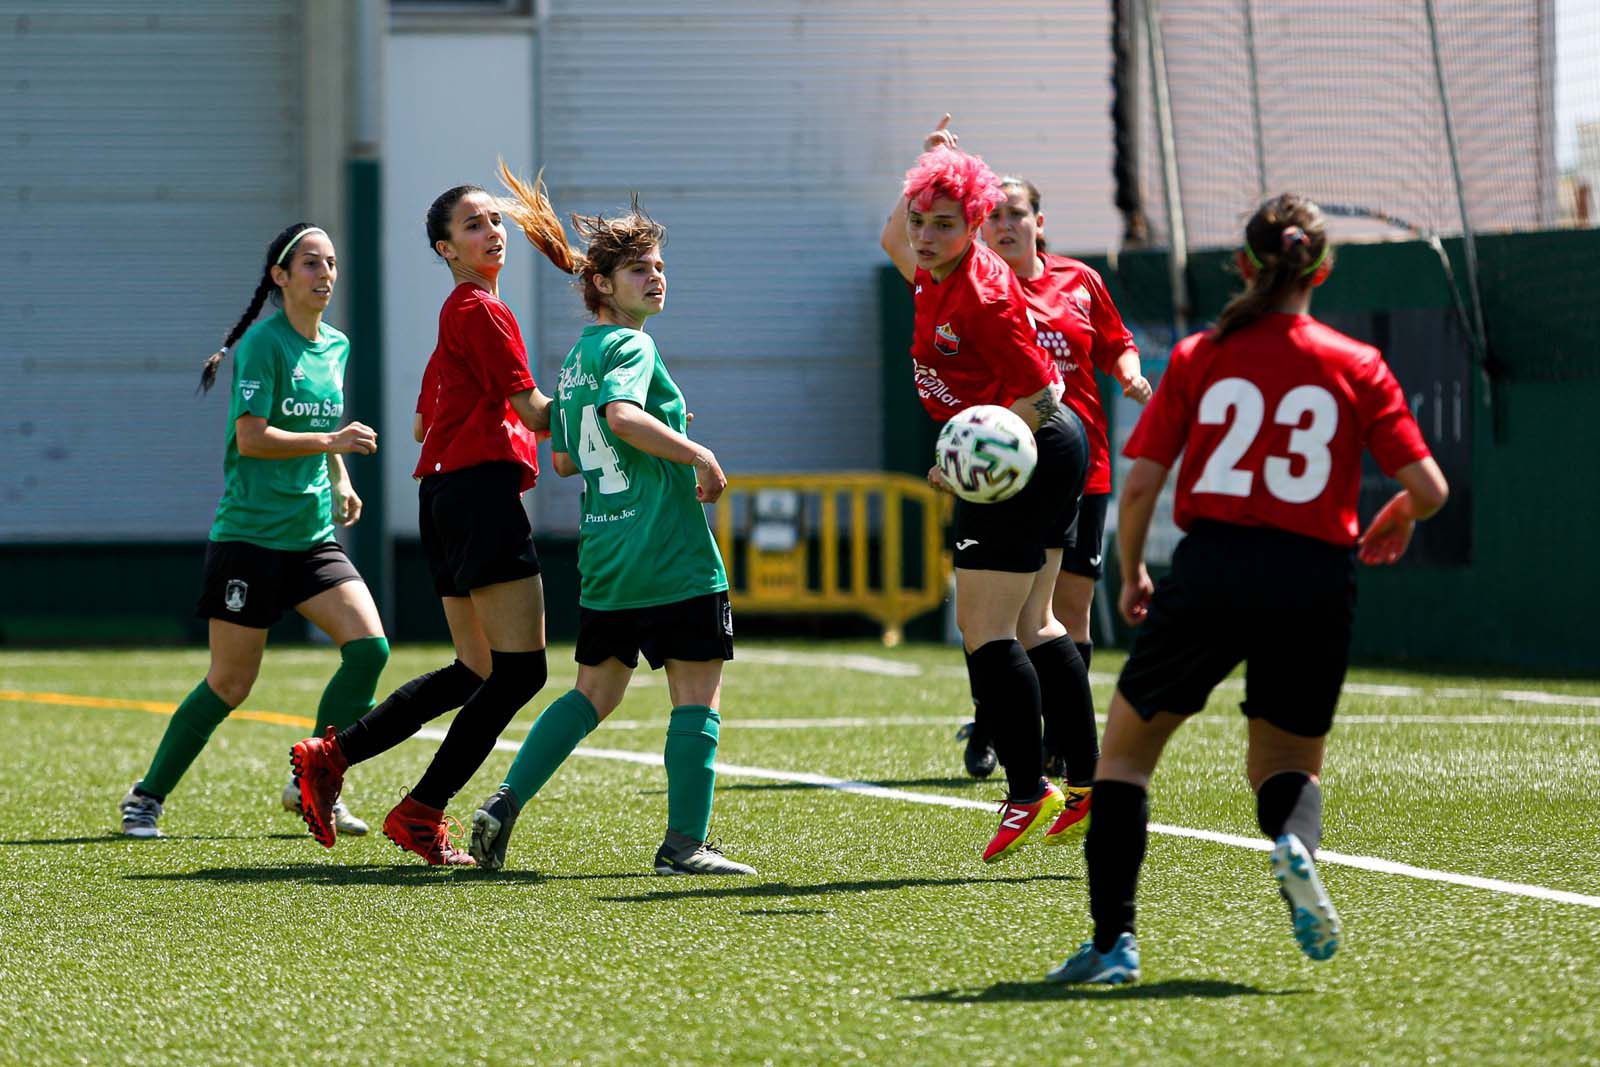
xmin=2 ymin=642 xmax=1597 ymax=1066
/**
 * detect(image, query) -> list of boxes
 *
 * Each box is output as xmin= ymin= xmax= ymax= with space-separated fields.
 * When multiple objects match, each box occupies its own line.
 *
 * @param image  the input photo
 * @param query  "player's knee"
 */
xmin=206 ymin=672 xmax=254 ymax=709
xmin=489 ymin=648 xmax=548 ymax=705
xmin=341 ymin=635 xmax=390 ymax=682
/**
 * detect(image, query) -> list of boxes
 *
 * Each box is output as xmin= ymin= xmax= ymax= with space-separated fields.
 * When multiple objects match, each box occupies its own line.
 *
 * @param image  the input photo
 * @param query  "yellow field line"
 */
xmin=0 ymin=689 xmax=314 ymax=730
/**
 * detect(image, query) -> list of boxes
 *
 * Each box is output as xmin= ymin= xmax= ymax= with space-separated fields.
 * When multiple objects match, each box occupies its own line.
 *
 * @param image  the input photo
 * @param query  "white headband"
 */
xmin=275 ymin=227 xmax=327 ymax=265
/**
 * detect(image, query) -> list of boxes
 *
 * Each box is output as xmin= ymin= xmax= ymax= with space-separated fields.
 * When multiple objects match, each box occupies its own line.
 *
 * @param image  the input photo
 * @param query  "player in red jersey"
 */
xmin=290 ymin=184 xmax=557 ymax=866
xmin=883 ymin=123 xmax=1096 ymax=863
xmin=1047 ymin=194 xmax=1449 ymax=985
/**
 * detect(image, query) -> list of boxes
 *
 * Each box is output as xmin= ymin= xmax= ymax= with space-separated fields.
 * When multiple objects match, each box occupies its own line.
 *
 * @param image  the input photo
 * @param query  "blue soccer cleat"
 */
xmin=1271 ymin=833 xmax=1341 ymax=961
xmin=1045 ymin=932 xmax=1141 ymax=985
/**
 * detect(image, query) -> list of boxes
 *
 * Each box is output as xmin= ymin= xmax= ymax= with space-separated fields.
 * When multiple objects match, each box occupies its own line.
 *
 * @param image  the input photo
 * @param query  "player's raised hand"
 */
xmin=924 ymin=114 xmax=959 ymax=152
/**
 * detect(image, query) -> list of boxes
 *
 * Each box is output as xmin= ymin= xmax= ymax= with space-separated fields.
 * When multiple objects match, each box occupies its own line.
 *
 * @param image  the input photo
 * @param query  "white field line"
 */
xmin=585 ymin=712 xmax=1600 ymax=731
xmin=414 ymin=728 xmax=1600 ymax=911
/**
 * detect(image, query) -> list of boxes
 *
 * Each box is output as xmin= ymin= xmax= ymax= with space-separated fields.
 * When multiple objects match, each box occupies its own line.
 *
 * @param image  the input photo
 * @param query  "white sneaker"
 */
xmin=119 ymin=783 xmax=163 ymax=838
xmin=1271 ymin=833 xmax=1340 ymax=961
xmin=282 ymin=778 xmax=368 ymax=836
xmin=653 ymin=829 xmax=755 ymax=876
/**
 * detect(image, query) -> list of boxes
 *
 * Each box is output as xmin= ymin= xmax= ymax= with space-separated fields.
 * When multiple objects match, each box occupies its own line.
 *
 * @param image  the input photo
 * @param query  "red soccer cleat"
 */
xmin=382 ymin=795 xmax=476 ymax=866
xmin=290 ymin=727 xmax=348 ymax=848
xmin=982 ymin=782 xmax=1066 ymax=863
xmin=1043 ymin=785 xmax=1093 ymax=845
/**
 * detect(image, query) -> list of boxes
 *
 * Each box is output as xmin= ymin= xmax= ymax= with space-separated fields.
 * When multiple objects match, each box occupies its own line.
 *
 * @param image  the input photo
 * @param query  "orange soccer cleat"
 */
xmin=382 ymin=795 xmax=476 ymax=866
xmin=981 ymin=782 xmax=1066 ymax=863
xmin=289 ymin=727 xmax=349 ymax=848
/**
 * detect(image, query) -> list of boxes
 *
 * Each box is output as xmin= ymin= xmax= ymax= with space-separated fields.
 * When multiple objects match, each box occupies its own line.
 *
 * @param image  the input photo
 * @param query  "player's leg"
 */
xmin=122 ymin=542 xmax=281 ymax=837
xmin=286 ymin=549 xmax=387 ymax=839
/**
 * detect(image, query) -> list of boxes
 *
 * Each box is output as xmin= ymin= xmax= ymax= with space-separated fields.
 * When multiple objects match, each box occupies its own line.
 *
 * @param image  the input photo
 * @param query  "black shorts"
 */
xmin=1060 ymin=492 xmax=1110 ymax=580
xmin=575 ymin=591 xmax=734 ymax=671
xmin=953 ymin=407 xmax=1088 ymax=574
xmin=1116 ymin=520 xmax=1357 ymax=738
xmin=196 ymin=539 xmax=363 ymax=629
xmin=419 ymin=462 xmax=541 ymax=598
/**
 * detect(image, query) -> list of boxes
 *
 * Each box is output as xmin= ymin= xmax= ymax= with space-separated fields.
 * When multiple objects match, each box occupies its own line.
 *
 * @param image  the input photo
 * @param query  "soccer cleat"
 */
xmin=469 ymin=786 xmax=522 ymax=871
xmin=1270 ymin=833 xmax=1341 ymax=961
xmin=956 ymin=721 xmax=997 ymax=779
xmin=382 ymin=795 xmax=476 ymax=866
xmin=1046 ymin=932 xmax=1141 ymax=985
xmin=119 ymin=783 xmax=163 ymax=839
xmin=1043 ymin=785 xmax=1093 ymax=845
xmin=653 ymin=829 xmax=756 ymax=876
xmin=981 ymin=782 xmax=1066 ymax=862
xmin=287 ymin=728 xmax=353 ymax=847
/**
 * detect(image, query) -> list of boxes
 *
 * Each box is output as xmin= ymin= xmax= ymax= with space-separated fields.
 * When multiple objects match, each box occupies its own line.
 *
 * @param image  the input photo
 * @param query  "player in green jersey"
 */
xmin=463 ymin=167 xmax=755 ymax=875
xmin=118 ymin=223 xmax=389 ymax=839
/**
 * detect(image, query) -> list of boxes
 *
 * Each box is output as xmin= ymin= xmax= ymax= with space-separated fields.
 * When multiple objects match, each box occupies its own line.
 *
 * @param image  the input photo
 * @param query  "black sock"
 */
xmin=336 ymin=659 xmax=484 ymax=766
xmin=1256 ymin=771 xmax=1323 ymax=855
xmin=1074 ymin=640 xmax=1093 ymax=671
xmin=411 ymin=649 xmax=547 ymax=809
xmin=1028 ymin=635 xmax=1099 ymax=787
xmin=967 ymin=639 xmax=1044 ymax=801
xmin=962 ymin=647 xmax=987 ymax=746
xmin=1084 ymin=779 xmax=1149 ymax=952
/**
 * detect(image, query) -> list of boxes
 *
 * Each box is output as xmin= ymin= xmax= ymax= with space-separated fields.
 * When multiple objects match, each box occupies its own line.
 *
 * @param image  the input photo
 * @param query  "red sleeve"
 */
xmin=1357 ymin=353 xmax=1432 ymax=476
xmin=973 ymin=294 xmax=1054 ymax=401
xmin=416 ymin=348 xmax=440 ymax=419
xmin=1084 ymin=269 xmax=1137 ymax=375
xmin=1123 ymin=334 xmax=1198 ymax=466
xmin=462 ymin=297 xmax=537 ymax=399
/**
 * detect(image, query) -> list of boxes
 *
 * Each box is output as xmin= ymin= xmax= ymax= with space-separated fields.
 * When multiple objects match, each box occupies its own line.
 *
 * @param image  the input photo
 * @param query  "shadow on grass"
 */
xmin=905 ymin=978 xmax=1297 ymax=1004
xmin=124 ymin=864 xmax=654 ymax=887
xmin=716 ymin=776 xmax=987 ymax=792
xmin=2 ymin=832 xmax=307 ymax=846
xmin=599 ymin=873 xmax=1075 ymax=904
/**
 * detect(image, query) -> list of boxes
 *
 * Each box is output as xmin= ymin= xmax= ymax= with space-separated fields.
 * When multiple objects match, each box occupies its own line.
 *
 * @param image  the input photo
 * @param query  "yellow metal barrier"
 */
xmin=709 ymin=472 xmax=952 ymax=646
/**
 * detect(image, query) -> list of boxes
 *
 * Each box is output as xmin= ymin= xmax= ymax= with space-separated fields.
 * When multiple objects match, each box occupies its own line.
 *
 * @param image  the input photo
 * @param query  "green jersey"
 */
xmin=553 ymin=325 xmax=728 ymax=610
xmin=209 ymin=311 xmax=348 ymax=550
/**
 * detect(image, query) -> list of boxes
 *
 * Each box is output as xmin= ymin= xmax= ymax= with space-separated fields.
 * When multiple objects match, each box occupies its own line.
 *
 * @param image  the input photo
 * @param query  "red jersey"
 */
xmin=1019 ymin=254 xmax=1137 ymax=494
xmin=414 ymin=284 xmax=540 ymax=492
xmin=1124 ymin=313 xmax=1430 ymax=547
xmin=910 ymin=243 xmax=1058 ymax=422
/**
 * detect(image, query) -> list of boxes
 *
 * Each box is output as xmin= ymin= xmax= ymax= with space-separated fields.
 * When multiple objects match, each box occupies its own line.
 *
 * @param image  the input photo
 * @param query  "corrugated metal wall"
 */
xmin=0 ymin=2 xmax=303 ymax=541
xmin=527 ymin=1 xmax=1119 ymax=532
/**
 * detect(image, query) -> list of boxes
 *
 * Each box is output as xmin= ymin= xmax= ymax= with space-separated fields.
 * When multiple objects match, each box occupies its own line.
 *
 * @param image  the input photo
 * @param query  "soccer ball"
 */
xmin=935 ymin=405 xmax=1038 ymax=504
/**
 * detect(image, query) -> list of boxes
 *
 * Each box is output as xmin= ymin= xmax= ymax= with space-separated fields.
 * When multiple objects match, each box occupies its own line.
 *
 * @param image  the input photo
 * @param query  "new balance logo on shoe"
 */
xmin=1002 ymin=808 xmax=1029 ymax=830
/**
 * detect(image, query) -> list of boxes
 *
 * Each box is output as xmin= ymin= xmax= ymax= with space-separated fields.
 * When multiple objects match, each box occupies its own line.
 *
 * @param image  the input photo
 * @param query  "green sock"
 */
xmin=140 ymin=681 xmax=233 ymax=798
xmin=664 ymin=705 xmax=720 ymax=842
xmin=314 ymin=636 xmax=390 ymax=735
xmin=501 ymin=689 xmax=599 ymax=803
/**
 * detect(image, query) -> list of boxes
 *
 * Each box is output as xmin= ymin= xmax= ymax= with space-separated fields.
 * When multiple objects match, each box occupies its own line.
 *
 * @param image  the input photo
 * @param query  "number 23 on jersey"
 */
xmin=1191 ymin=378 xmax=1339 ymax=504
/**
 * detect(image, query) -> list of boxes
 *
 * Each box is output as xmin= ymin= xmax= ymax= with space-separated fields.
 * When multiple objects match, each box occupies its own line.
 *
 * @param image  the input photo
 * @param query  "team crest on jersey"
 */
xmin=933 ymin=322 xmax=960 ymax=357
xmin=238 ymin=378 xmax=261 ymax=401
xmin=1070 ymin=285 xmax=1092 ymax=311
xmin=224 ymin=580 xmax=248 ymax=613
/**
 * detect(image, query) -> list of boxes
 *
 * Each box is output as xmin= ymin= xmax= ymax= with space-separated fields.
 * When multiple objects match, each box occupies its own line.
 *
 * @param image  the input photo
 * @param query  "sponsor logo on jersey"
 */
xmin=239 ymin=378 xmax=262 ymax=401
xmin=224 ymin=580 xmax=248 ymax=613
xmin=912 ymin=360 xmax=962 ymax=408
xmin=281 ymin=397 xmax=344 ymax=420
xmin=933 ymin=322 xmax=960 ymax=357
xmin=557 ymin=363 xmax=599 ymax=399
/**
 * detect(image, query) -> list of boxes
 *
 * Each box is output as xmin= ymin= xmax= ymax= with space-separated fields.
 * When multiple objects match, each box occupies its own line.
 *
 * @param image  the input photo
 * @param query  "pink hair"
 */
xmin=902 ymin=146 xmax=1006 ymax=225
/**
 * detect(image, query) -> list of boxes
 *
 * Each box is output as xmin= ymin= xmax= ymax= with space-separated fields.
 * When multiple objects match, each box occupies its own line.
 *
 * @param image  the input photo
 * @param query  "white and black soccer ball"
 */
xmin=935 ymin=404 xmax=1038 ymax=504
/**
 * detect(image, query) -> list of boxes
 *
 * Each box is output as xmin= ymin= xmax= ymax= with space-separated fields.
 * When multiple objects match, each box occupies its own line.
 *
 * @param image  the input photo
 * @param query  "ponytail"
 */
xmin=496 ymin=159 xmax=583 ymax=275
xmin=199 ymin=220 xmax=321 ymax=393
xmin=1213 ymin=194 xmax=1332 ymax=342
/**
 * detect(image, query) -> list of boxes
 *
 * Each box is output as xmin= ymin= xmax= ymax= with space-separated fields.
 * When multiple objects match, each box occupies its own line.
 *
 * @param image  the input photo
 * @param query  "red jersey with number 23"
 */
xmin=414 ymin=283 xmax=540 ymax=492
xmin=1124 ymin=313 xmax=1430 ymax=547
xmin=910 ymin=243 xmax=1058 ymax=422
xmin=1020 ymin=254 xmax=1137 ymax=494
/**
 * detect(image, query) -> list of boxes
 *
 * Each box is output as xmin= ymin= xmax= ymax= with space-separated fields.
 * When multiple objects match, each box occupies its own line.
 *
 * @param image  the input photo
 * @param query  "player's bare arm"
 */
xmin=509 ymin=387 xmax=556 ymax=433
xmin=1358 ymin=457 xmax=1449 ymax=565
xmin=1116 ymin=457 xmax=1169 ymax=624
xmin=1010 ymin=384 xmax=1059 ymax=431
xmin=235 ymin=415 xmax=377 ymax=459
xmin=881 ymin=114 xmax=962 ymax=283
xmin=1113 ymin=350 xmax=1153 ymax=403
xmin=325 ymin=453 xmax=364 ymax=526
xmin=605 ymin=400 xmax=726 ymax=503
